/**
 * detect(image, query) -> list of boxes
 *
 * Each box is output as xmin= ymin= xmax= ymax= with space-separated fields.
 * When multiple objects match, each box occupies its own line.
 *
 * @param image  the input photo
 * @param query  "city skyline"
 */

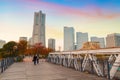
xmin=0 ymin=0 xmax=120 ymax=50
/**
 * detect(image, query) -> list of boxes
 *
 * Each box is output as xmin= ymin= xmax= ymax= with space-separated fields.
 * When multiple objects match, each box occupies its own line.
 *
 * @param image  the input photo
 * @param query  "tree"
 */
xmin=25 ymin=42 xmax=55 ymax=58
xmin=3 ymin=41 xmax=17 ymax=57
xmin=17 ymin=40 xmax=27 ymax=55
xmin=33 ymin=43 xmax=44 ymax=55
xmin=0 ymin=48 xmax=4 ymax=59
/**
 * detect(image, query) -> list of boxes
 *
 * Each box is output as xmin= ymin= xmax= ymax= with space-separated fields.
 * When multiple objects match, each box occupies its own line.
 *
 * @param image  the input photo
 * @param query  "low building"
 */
xmin=91 ymin=37 xmax=105 ymax=48
xmin=19 ymin=37 xmax=27 ymax=41
xmin=0 ymin=40 xmax=6 ymax=48
xmin=106 ymin=33 xmax=120 ymax=48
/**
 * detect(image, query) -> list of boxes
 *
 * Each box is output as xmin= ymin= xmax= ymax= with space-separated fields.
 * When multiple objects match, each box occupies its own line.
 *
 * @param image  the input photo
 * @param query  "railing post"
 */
xmin=4 ymin=59 xmax=6 ymax=70
xmin=107 ymin=61 xmax=110 ymax=80
xmin=1 ymin=59 xmax=4 ymax=73
xmin=80 ymin=59 xmax=83 ymax=72
xmin=102 ymin=60 xmax=105 ymax=76
xmin=91 ymin=60 xmax=94 ymax=74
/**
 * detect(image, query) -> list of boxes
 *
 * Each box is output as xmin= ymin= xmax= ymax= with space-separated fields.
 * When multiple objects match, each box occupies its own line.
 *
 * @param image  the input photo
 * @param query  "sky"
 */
xmin=0 ymin=0 xmax=120 ymax=50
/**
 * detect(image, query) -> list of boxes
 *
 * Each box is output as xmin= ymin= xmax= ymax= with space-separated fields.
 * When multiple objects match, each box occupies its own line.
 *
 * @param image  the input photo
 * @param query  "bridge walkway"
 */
xmin=0 ymin=60 xmax=106 ymax=80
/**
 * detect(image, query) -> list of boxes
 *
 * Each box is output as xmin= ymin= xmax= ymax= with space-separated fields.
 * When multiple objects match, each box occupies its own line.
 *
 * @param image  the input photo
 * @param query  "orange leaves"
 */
xmin=17 ymin=40 xmax=27 ymax=55
xmin=25 ymin=43 xmax=54 ymax=57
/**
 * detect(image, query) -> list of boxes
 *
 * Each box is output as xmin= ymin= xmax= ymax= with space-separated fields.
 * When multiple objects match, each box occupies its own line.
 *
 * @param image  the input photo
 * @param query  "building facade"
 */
xmin=19 ymin=37 xmax=27 ymax=41
xmin=0 ymin=40 xmax=6 ymax=48
xmin=106 ymin=33 xmax=120 ymax=48
xmin=76 ymin=32 xmax=88 ymax=50
xmin=48 ymin=38 xmax=55 ymax=51
xmin=64 ymin=27 xmax=74 ymax=51
xmin=28 ymin=37 xmax=33 ymax=48
xmin=32 ymin=11 xmax=46 ymax=47
xmin=91 ymin=37 xmax=105 ymax=48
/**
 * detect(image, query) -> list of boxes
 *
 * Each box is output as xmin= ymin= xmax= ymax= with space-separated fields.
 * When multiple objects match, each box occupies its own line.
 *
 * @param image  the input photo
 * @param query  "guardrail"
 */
xmin=0 ymin=57 xmax=14 ymax=73
xmin=48 ymin=49 xmax=120 ymax=80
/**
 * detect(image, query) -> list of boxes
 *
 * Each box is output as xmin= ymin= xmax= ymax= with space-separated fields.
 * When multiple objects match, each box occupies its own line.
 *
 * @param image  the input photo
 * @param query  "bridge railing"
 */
xmin=0 ymin=57 xmax=14 ymax=73
xmin=47 ymin=48 xmax=120 ymax=80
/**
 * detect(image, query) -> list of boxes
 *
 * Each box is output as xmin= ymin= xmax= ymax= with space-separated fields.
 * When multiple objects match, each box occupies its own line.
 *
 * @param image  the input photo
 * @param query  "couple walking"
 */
xmin=33 ymin=54 xmax=39 ymax=65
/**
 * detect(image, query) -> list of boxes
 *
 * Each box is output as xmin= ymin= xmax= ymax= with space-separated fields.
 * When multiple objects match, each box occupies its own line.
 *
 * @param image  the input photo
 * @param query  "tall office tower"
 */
xmin=76 ymin=32 xmax=88 ymax=50
xmin=64 ymin=27 xmax=74 ymax=51
xmin=48 ymin=38 xmax=55 ymax=51
xmin=106 ymin=33 xmax=120 ymax=48
xmin=0 ymin=40 xmax=6 ymax=48
xmin=19 ymin=37 xmax=27 ymax=41
xmin=91 ymin=37 xmax=105 ymax=48
xmin=32 ymin=11 xmax=46 ymax=47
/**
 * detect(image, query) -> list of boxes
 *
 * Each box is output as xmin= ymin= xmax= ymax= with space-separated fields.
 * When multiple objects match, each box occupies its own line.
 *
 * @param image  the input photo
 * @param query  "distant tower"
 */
xmin=76 ymin=32 xmax=88 ymax=50
xmin=32 ymin=11 xmax=46 ymax=47
xmin=48 ymin=38 xmax=55 ymax=51
xmin=64 ymin=27 xmax=74 ymax=51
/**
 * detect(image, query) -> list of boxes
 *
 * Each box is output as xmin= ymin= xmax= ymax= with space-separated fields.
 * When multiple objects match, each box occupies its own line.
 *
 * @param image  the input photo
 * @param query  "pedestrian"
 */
xmin=33 ymin=55 xmax=37 ymax=65
xmin=36 ymin=55 xmax=39 ymax=64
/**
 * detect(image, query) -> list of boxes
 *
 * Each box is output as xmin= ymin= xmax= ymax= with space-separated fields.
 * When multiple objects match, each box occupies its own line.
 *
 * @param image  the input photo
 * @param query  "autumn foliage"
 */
xmin=25 ymin=43 xmax=54 ymax=58
xmin=81 ymin=42 xmax=100 ymax=50
xmin=0 ymin=40 xmax=53 ymax=58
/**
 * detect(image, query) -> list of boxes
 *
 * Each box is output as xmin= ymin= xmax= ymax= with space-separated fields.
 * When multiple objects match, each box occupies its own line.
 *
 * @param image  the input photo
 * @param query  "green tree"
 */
xmin=0 ymin=48 xmax=4 ymax=59
xmin=3 ymin=41 xmax=17 ymax=57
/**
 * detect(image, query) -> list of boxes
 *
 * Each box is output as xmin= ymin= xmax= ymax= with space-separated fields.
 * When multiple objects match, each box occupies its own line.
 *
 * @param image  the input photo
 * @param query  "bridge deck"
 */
xmin=0 ymin=61 xmax=106 ymax=80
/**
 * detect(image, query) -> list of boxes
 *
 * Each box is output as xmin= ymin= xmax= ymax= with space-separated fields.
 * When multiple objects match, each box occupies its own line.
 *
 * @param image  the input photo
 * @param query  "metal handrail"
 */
xmin=0 ymin=57 xmax=14 ymax=73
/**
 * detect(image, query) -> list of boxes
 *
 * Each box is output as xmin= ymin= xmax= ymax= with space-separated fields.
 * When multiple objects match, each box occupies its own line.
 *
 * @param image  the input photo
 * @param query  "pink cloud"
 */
xmin=22 ymin=0 xmax=120 ymax=19
xmin=86 ymin=5 xmax=120 ymax=19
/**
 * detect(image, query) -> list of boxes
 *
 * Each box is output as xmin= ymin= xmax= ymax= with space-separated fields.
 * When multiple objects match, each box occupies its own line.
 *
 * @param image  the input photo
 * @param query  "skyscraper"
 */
xmin=91 ymin=37 xmax=105 ymax=48
xmin=48 ymin=38 xmax=55 ymax=51
xmin=106 ymin=33 xmax=120 ymax=48
xmin=76 ymin=32 xmax=88 ymax=50
xmin=64 ymin=27 xmax=74 ymax=51
xmin=32 ymin=11 xmax=46 ymax=46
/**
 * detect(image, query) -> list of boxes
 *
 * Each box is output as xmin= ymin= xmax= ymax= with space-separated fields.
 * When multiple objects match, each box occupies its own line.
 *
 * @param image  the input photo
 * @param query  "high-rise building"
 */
xmin=0 ymin=40 xmax=6 ymax=48
xmin=32 ymin=11 xmax=46 ymax=47
xmin=48 ymin=38 xmax=55 ymax=51
xmin=19 ymin=37 xmax=27 ymax=41
xmin=76 ymin=32 xmax=88 ymax=50
xmin=28 ymin=37 xmax=33 ymax=47
xmin=64 ymin=27 xmax=74 ymax=51
xmin=91 ymin=37 xmax=105 ymax=48
xmin=106 ymin=33 xmax=120 ymax=48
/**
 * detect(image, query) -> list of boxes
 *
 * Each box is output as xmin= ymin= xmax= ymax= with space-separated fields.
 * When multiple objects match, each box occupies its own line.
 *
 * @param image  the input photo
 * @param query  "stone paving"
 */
xmin=0 ymin=60 xmax=107 ymax=80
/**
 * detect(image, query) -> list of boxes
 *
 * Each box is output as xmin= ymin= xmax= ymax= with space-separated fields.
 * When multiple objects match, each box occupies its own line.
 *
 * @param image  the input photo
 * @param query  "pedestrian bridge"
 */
xmin=0 ymin=48 xmax=120 ymax=80
xmin=0 ymin=58 xmax=106 ymax=80
xmin=48 ymin=47 xmax=120 ymax=80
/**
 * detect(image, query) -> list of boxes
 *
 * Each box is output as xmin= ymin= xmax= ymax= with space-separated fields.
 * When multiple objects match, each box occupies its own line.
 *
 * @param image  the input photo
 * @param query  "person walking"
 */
xmin=36 ymin=55 xmax=39 ymax=64
xmin=33 ymin=55 xmax=37 ymax=65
